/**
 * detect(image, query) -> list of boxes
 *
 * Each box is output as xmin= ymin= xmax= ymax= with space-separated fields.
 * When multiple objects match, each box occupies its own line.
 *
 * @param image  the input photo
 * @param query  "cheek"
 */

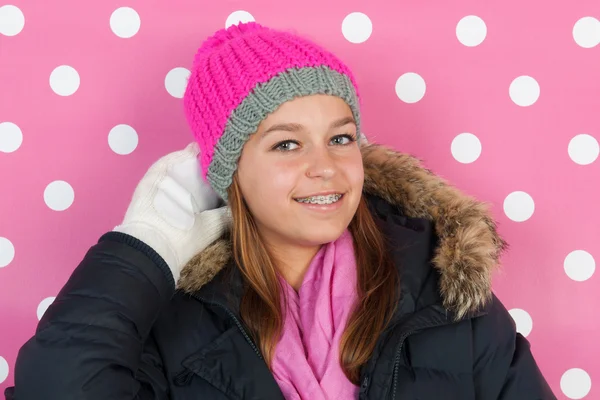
xmin=269 ymin=165 xmax=299 ymax=196
xmin=344 ymin=152 xmax=365 ymax=191
xmin=239 ymin=159 xmax=298 ymax=214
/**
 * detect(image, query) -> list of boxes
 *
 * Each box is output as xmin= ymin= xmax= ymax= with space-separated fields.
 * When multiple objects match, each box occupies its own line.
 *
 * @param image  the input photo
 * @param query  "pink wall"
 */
xmin=1 ymin=1 xmax=598 ymax=398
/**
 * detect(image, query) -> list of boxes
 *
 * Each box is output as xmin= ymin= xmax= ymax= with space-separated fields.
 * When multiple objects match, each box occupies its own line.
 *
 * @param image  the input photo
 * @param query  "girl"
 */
xmin=7 ymin=22 xmax=555 ymax=399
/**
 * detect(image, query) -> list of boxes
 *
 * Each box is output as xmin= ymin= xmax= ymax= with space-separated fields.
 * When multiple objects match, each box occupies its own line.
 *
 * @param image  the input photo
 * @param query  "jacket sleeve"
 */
xmin=9 ymin=232 xmax=175 ymax=400
xmin=471 ymin=294 xmax=557 ymax=400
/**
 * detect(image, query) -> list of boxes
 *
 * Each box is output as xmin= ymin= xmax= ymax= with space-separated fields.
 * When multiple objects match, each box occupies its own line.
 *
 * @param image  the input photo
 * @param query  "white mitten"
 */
xmin=113 ymin=142 xmax=231 ymax=283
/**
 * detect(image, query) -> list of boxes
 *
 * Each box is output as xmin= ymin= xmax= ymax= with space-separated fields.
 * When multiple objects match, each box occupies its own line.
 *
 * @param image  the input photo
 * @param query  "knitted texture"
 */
xmin=183 ymin=22 xmax=361 ymax=201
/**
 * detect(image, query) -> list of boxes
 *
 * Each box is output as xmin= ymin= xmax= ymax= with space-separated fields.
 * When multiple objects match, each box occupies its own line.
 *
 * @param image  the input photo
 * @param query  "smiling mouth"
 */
xmin=294 ymin=193 xmax=344 ymax=205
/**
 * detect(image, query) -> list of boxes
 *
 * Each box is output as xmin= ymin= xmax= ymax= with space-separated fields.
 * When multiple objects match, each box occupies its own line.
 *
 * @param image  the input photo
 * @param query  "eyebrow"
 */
xmin=260 ymin=116 xmax=356 ymax=140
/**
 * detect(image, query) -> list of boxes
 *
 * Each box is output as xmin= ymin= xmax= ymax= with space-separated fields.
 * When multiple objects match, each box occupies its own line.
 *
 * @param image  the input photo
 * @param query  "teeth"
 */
xmin=295 ymin=194 xmax=342 ymax=205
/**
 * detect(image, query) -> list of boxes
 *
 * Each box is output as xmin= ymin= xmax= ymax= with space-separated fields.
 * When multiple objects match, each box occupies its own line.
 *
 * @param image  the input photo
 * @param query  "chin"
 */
xmin=294 ymin=221 xmax=351 ymax=246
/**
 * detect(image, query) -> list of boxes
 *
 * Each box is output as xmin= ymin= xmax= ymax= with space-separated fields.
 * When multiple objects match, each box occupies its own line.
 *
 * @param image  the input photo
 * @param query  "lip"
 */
xmin=293 ymin=191 xmax=344 ymax=199
xmin=293 ymin=193 xmax=346 ymax=213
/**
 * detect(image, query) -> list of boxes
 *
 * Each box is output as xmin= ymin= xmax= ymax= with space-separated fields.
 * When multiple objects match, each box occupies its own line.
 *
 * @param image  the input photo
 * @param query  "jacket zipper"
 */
xmin=174 ymin=295 xmax=264 ymax=386
xmin=391 ymin=330 xmax=414 ymax=400
xmin=191 ymin=293 xmax=263 ymax=360
xmin=359 ymin=374 xmax=370 ymax=399
xmin=388 ymin=306 xmax=488 ymax=399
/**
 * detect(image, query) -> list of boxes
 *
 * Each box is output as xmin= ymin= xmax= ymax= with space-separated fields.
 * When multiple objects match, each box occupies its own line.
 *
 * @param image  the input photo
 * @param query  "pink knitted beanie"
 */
xmin=183 ymin=22 xmax=361 ymax=201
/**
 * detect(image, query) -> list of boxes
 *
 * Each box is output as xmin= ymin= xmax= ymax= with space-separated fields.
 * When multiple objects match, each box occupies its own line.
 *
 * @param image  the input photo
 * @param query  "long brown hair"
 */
xmin=227 ymin=174 xmax=399 ymax=384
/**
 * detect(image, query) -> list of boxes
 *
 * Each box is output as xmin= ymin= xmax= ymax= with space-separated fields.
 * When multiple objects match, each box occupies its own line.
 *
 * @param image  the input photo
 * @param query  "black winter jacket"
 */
xmin=6 ymin=144 xmax=556 ymax=399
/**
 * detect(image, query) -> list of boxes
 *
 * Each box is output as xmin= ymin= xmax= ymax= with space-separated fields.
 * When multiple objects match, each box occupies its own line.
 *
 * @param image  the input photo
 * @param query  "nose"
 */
xmin=305 ymin=146 xmax=337 ymax=180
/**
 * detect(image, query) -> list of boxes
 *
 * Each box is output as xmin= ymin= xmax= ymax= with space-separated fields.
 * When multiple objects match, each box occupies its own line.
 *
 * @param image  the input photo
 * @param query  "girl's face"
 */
xmin=236 ymin=94 xmax=364 ymax=250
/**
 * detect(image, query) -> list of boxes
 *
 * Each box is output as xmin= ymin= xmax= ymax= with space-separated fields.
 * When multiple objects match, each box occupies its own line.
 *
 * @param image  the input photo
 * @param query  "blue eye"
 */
xmin=272 ymin=140 xmax=300 ymax=152
xmin=331 ymin=134 xmax=357 ymax=145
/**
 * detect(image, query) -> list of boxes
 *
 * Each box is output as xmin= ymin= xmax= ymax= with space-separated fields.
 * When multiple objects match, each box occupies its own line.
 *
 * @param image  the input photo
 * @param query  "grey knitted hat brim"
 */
xmin=207 ymin=65 xmax=361 ymax=201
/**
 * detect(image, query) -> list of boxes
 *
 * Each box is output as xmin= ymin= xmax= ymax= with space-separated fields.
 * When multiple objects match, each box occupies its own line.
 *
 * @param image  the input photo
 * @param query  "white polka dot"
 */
xmin=573 ymin=17 xmax=600 ymax=48
xmin=108 ymin=124 xmax=138 ymax=155
xmin=564 ymin=250 xmax=596 ymax=282
xmin=509 ymin=76 xmax=540 ymax=107
xmin=342 ymin=12 xmax=373 ymax=44
xmin=49 ymin=65 xmax=80 ymax=96
xmin=0 ymin=121 xmax=23 ymax=153
xmin=456 ymin=15 xmax=487 ymax=47
xmin=44 ymin=180 xmax=75 ymax=211
xmin=225 ymin=10 xmax=255 ymax=29
xmin=110 ymin=7 xmax=140 ymax=38
xmin=569 ymin=134 xmax=599 ymax=165
xmin=37 ymin=297 xmax=55 ymax=320
xmin=561 ymin=368 xmax=592 ymax=399
xmin=0 ymin=4 xmax=24 ymax=37
xmin=508 ymin=308 xmax=533 ymax=337
xmin=0 ymin=237 xmax=15 ymax=268
xmin=395 ymin=73 xmax=426 ymax=104
xmin=165 ymin=67 xmax=190 ymax=98
xmin=503 ymin=191 xmax=535 ymax=222
xmin=451 ymin=133 xmax=482 ymax=163
xmin=0 ymin=356 xmax=8 ymax=384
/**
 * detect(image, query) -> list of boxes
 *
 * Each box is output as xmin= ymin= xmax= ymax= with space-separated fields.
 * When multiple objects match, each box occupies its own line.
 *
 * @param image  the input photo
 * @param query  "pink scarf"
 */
xmin=271 ymin=229 xmax=360 ymax=400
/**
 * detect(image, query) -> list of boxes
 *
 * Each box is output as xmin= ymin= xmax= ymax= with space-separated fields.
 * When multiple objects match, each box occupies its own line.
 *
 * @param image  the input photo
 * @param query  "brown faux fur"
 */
xmin=177 ymin=143 xmax=508 ymax=320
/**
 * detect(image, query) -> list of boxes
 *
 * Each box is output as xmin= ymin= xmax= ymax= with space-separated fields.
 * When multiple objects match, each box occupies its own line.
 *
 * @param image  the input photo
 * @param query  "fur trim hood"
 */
xmin=177 ymin=143 xmax=508 ymax=319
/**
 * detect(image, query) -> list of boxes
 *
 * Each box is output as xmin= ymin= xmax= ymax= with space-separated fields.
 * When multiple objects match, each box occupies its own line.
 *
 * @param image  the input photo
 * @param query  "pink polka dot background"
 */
xmin=1 ymin=1 xmax=598 ymax=398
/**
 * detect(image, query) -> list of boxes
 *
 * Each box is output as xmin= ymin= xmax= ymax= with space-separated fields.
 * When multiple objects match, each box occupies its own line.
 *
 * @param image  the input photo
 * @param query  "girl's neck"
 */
xmin=263 ymin=235 xmax=322 ymax=291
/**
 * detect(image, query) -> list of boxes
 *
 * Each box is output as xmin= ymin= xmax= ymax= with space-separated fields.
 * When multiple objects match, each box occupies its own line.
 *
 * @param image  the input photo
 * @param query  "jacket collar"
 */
xmin=176 ymin=143 xmax=508 ymax=320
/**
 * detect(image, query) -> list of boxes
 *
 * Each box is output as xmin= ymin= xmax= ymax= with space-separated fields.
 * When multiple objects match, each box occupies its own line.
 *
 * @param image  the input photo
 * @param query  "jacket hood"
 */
xmin=177 ymin=143 xmax=508 ymax=319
